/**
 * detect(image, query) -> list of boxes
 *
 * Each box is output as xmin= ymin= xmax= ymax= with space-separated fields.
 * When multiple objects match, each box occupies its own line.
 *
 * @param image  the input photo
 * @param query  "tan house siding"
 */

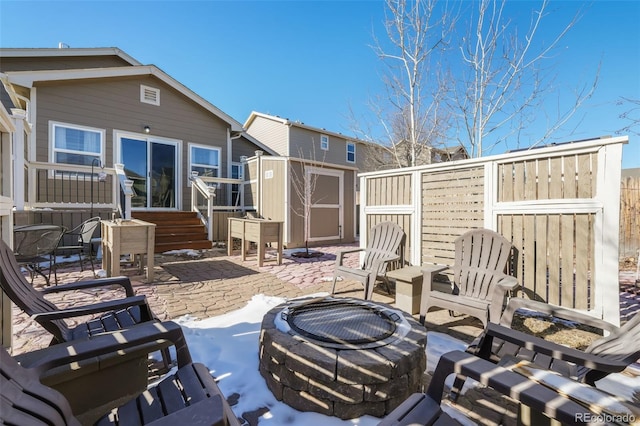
xmin=289 ymin=126 xmax=357 ymax=168
xmin=34 ymin=75 xmax=230 ymax=209
xmin=233 ymin=136 xmax=263 ymax=161
xmin=245 ymin=116 xmax=288 ymax=156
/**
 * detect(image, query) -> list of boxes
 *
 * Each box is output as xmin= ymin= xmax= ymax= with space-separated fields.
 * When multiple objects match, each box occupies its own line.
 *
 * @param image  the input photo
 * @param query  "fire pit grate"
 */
xmin=283 ymin=299 xmax=399 ymax=345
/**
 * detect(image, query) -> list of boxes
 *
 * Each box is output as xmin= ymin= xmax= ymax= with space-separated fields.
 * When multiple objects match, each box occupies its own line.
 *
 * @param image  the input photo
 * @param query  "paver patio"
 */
xmin=6 ymin=243 xmax=640 ymax=425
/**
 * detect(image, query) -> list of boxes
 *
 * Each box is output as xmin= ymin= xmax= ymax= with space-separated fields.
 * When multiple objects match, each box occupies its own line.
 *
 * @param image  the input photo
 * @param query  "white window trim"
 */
xmin=49 ymin=120 xmax=105 ymax=168
xmin=346 ymin=141 xmax=356 ymax=163
xmin=188 ymin=143 xmax=221 ymax=185
xmin=140 ymin=84 xmax=160 ymax=106
xmin=320 ymin=134 xmax=329 ymax=151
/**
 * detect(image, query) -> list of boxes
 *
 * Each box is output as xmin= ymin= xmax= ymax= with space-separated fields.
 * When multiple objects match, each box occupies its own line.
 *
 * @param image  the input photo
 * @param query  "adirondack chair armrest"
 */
xmin=427 ymin=350 xmax=591 ymax=425
xmin=17 ymin=321 xmax=190 ymax=375
xmin=478 ymin=323 xmax=629 ymax=373
xmin=148 ymin=395 xmax=226 ymax=426
xmin=31 ymin=295 xmax=151 ymax=322
xmin=40 ymin=276 xmax=135 ymax=297
xmin=495 ymin=275 xmax=519 ymax=291
xmin=421 ymin=264 xmax=450 ymax=292
xmin=335 ymin=248 xmax=365 ymax=266
xmin=499 ymin=298 xmax=618 ymax=334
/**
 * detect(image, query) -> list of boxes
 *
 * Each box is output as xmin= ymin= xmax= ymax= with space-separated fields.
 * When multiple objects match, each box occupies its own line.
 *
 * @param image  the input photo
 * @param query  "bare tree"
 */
xmin=451 ymin=0 xmax=598 ymax=156
xmin=353 ymin=0 xmax=456 ymax=168
xmin=289 ymin=145 xmax=326 ymax=257
xmin=616 ymin=97 xmax=640 ymax=136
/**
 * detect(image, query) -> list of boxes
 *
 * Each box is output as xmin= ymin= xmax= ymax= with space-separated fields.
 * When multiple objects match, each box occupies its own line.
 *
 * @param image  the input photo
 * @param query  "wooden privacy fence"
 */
xmin=620 ymin=175 xmax=640 ymax=259
xmin=359 ymin=136 xmax=627 ymax=325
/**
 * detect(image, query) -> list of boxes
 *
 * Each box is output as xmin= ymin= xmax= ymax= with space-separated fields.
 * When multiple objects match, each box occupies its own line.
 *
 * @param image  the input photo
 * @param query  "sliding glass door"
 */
xmin=120 ymin=137 xmax=178 ymax=209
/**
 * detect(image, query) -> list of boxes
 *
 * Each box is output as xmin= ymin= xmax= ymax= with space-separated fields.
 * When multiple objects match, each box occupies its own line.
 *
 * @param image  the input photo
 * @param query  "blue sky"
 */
xmin=1 ymin=0 xmax=638 ymax=168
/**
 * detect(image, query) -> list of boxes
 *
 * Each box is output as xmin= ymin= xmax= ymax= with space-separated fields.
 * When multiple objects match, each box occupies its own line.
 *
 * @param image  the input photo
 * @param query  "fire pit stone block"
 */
xmin=259 ymin=298 xmax=428 ymax=419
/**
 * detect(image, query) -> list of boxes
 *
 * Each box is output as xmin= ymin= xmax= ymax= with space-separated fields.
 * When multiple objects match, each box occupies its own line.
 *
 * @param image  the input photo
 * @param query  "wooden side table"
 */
xmin=101 ymin=219 xmax=155 ymax=282
xmin=387 ymin=265 xmax=449 ymax=315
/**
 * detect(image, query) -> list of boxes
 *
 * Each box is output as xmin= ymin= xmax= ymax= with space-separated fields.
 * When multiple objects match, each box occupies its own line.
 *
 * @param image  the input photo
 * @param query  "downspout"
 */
xmin=228 ymin=129 xmax=242 ymax=206
xmin=10 ymin=109 xmax=27 ymax=210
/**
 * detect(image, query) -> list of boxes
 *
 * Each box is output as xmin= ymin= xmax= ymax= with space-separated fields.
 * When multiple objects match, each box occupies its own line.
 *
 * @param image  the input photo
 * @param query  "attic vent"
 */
xmin=140 ymin=85 xmax=160 ymax=106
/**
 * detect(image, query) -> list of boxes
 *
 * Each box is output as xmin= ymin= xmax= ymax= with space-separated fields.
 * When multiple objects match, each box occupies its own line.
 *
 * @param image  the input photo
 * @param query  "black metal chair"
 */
xmin=13 ymin=224 xmax=66 ymax=286
xmin=55 ymin=216 xmax=101 ymax=278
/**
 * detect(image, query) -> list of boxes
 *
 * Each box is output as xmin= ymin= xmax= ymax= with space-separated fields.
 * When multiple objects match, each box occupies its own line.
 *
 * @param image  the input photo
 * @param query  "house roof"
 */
xmin=0 ymin=48 xmax=243 ymax=132
xmin=244 ymin=111 xmax=375 ymax=147
xmin=0 ymin=47 xmax=142 ymax=66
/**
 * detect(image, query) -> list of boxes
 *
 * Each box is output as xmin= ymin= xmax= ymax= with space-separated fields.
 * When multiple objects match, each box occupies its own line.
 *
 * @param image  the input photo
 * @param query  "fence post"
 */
xmin=484 ymin=161 xmax=497 ymax=231
xmin=411 ymin=169 xmax=422 ymax=266
xmin=123 ymin=180 xmax=133 ymax=219
xmin=595 ymin=143 xmax=623 ymax=326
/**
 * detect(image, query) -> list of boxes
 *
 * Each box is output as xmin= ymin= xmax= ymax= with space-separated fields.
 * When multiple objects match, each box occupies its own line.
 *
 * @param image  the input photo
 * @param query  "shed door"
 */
xmin=306 ymin=167 xmax=343 ymax=242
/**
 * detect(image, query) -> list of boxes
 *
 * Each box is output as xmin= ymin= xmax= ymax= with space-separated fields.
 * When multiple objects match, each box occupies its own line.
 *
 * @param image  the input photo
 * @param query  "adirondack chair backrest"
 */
xmin=0 ymin=239 xmax=71 ymax=342
xmin=580 ymin=312 xmax=640 ymax=380
xmin=362 ymin=222 xmax=406 ymax=276
xmin=0 ymin=346 xmax=81 ymax=426
xmin=452 ymin=229 xmax=513 ymax=301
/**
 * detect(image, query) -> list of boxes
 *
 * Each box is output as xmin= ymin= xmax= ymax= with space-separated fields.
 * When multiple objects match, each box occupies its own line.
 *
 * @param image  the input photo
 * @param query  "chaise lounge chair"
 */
xmin=420 ymin=228 xmax=518 ymax=326
xmin=332 ymin=221 xmax=406 ymax=300
xmin=1 ymin=321 xmax=240 ymax=425
xmin=379 ymin=350 xmax=617 ymax=426
xmin=466 ymin=297 xmax=640 ymax=386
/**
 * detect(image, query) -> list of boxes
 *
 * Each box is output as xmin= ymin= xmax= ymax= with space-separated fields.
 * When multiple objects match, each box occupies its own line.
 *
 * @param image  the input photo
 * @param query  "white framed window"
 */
xmin=189 ymin=144 xmax=220 ymax=178
xmin=320 ymin=134 xmax=329 ymax=151
xmin=346 ymin=142 xmax=356 ymax=163
xmin=231 ymin=162 xmax=244 ymax=206
xmin=140 ymin=84 xmax=160 ymax=106
xmin=50 ymin=121 xmax=104 ymax=167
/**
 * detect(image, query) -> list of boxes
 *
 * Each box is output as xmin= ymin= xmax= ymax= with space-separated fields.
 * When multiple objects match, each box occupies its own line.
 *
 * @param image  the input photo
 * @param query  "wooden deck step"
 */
xmin=131 ymin=211 xmax=212 ymax=253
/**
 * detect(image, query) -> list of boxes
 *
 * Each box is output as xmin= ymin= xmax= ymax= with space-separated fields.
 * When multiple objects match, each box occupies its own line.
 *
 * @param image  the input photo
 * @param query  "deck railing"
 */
xmin=190 ymin=173 xmax=246 ymax=241
xmin=27 ymin=161 xmax=118 ymax=212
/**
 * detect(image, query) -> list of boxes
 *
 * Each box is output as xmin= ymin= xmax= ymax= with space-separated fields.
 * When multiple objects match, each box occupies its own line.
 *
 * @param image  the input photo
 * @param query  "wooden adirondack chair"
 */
xmin=420 ymin=228 xmax=518 ymax=326
xmin=1 ymin=321 xmax=240 ymax=426
xmin=0 ymin=238 xmax=170 ymax=369
xmin=467 ymin=297 xmax=640 ymax=386
xmin=332 ymin=221 xmax=406 ymax=300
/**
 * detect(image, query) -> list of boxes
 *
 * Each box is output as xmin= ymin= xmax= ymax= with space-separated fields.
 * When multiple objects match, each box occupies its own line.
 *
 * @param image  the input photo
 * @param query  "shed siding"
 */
xmin=260 ymin=158 xmax=286 ymax=223
xmin=34 ymin=76 xmax=230 ymax=210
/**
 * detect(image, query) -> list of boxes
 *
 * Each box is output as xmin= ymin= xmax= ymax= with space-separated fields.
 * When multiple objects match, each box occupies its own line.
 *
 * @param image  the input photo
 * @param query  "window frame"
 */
xmin=49 ymin=121 xmax=105 ymax=169
xmin=231 ymin=162 xmax=244 ymax=206
xmin=320 ymin=134 xmax=329 ymax=151
xmin=346 ymin=141 xmax=356 ymax=163
xmin=188 ymin=143 xmax=221 ymax=182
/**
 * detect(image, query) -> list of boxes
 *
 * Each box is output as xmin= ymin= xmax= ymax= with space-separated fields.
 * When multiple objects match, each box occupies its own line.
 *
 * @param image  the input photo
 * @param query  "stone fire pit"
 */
xmin=258 ymin=297 xmax=427 ymax=419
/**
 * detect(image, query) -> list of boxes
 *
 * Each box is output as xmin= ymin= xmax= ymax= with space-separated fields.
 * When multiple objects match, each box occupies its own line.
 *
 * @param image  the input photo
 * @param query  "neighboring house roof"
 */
xmin=0 ymin=48 xmax=243 ymax=132
xmin=0 ymin=47 xmax=142 ymax=66
xmin=244 ymin=111 xmax=375 ymax=147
